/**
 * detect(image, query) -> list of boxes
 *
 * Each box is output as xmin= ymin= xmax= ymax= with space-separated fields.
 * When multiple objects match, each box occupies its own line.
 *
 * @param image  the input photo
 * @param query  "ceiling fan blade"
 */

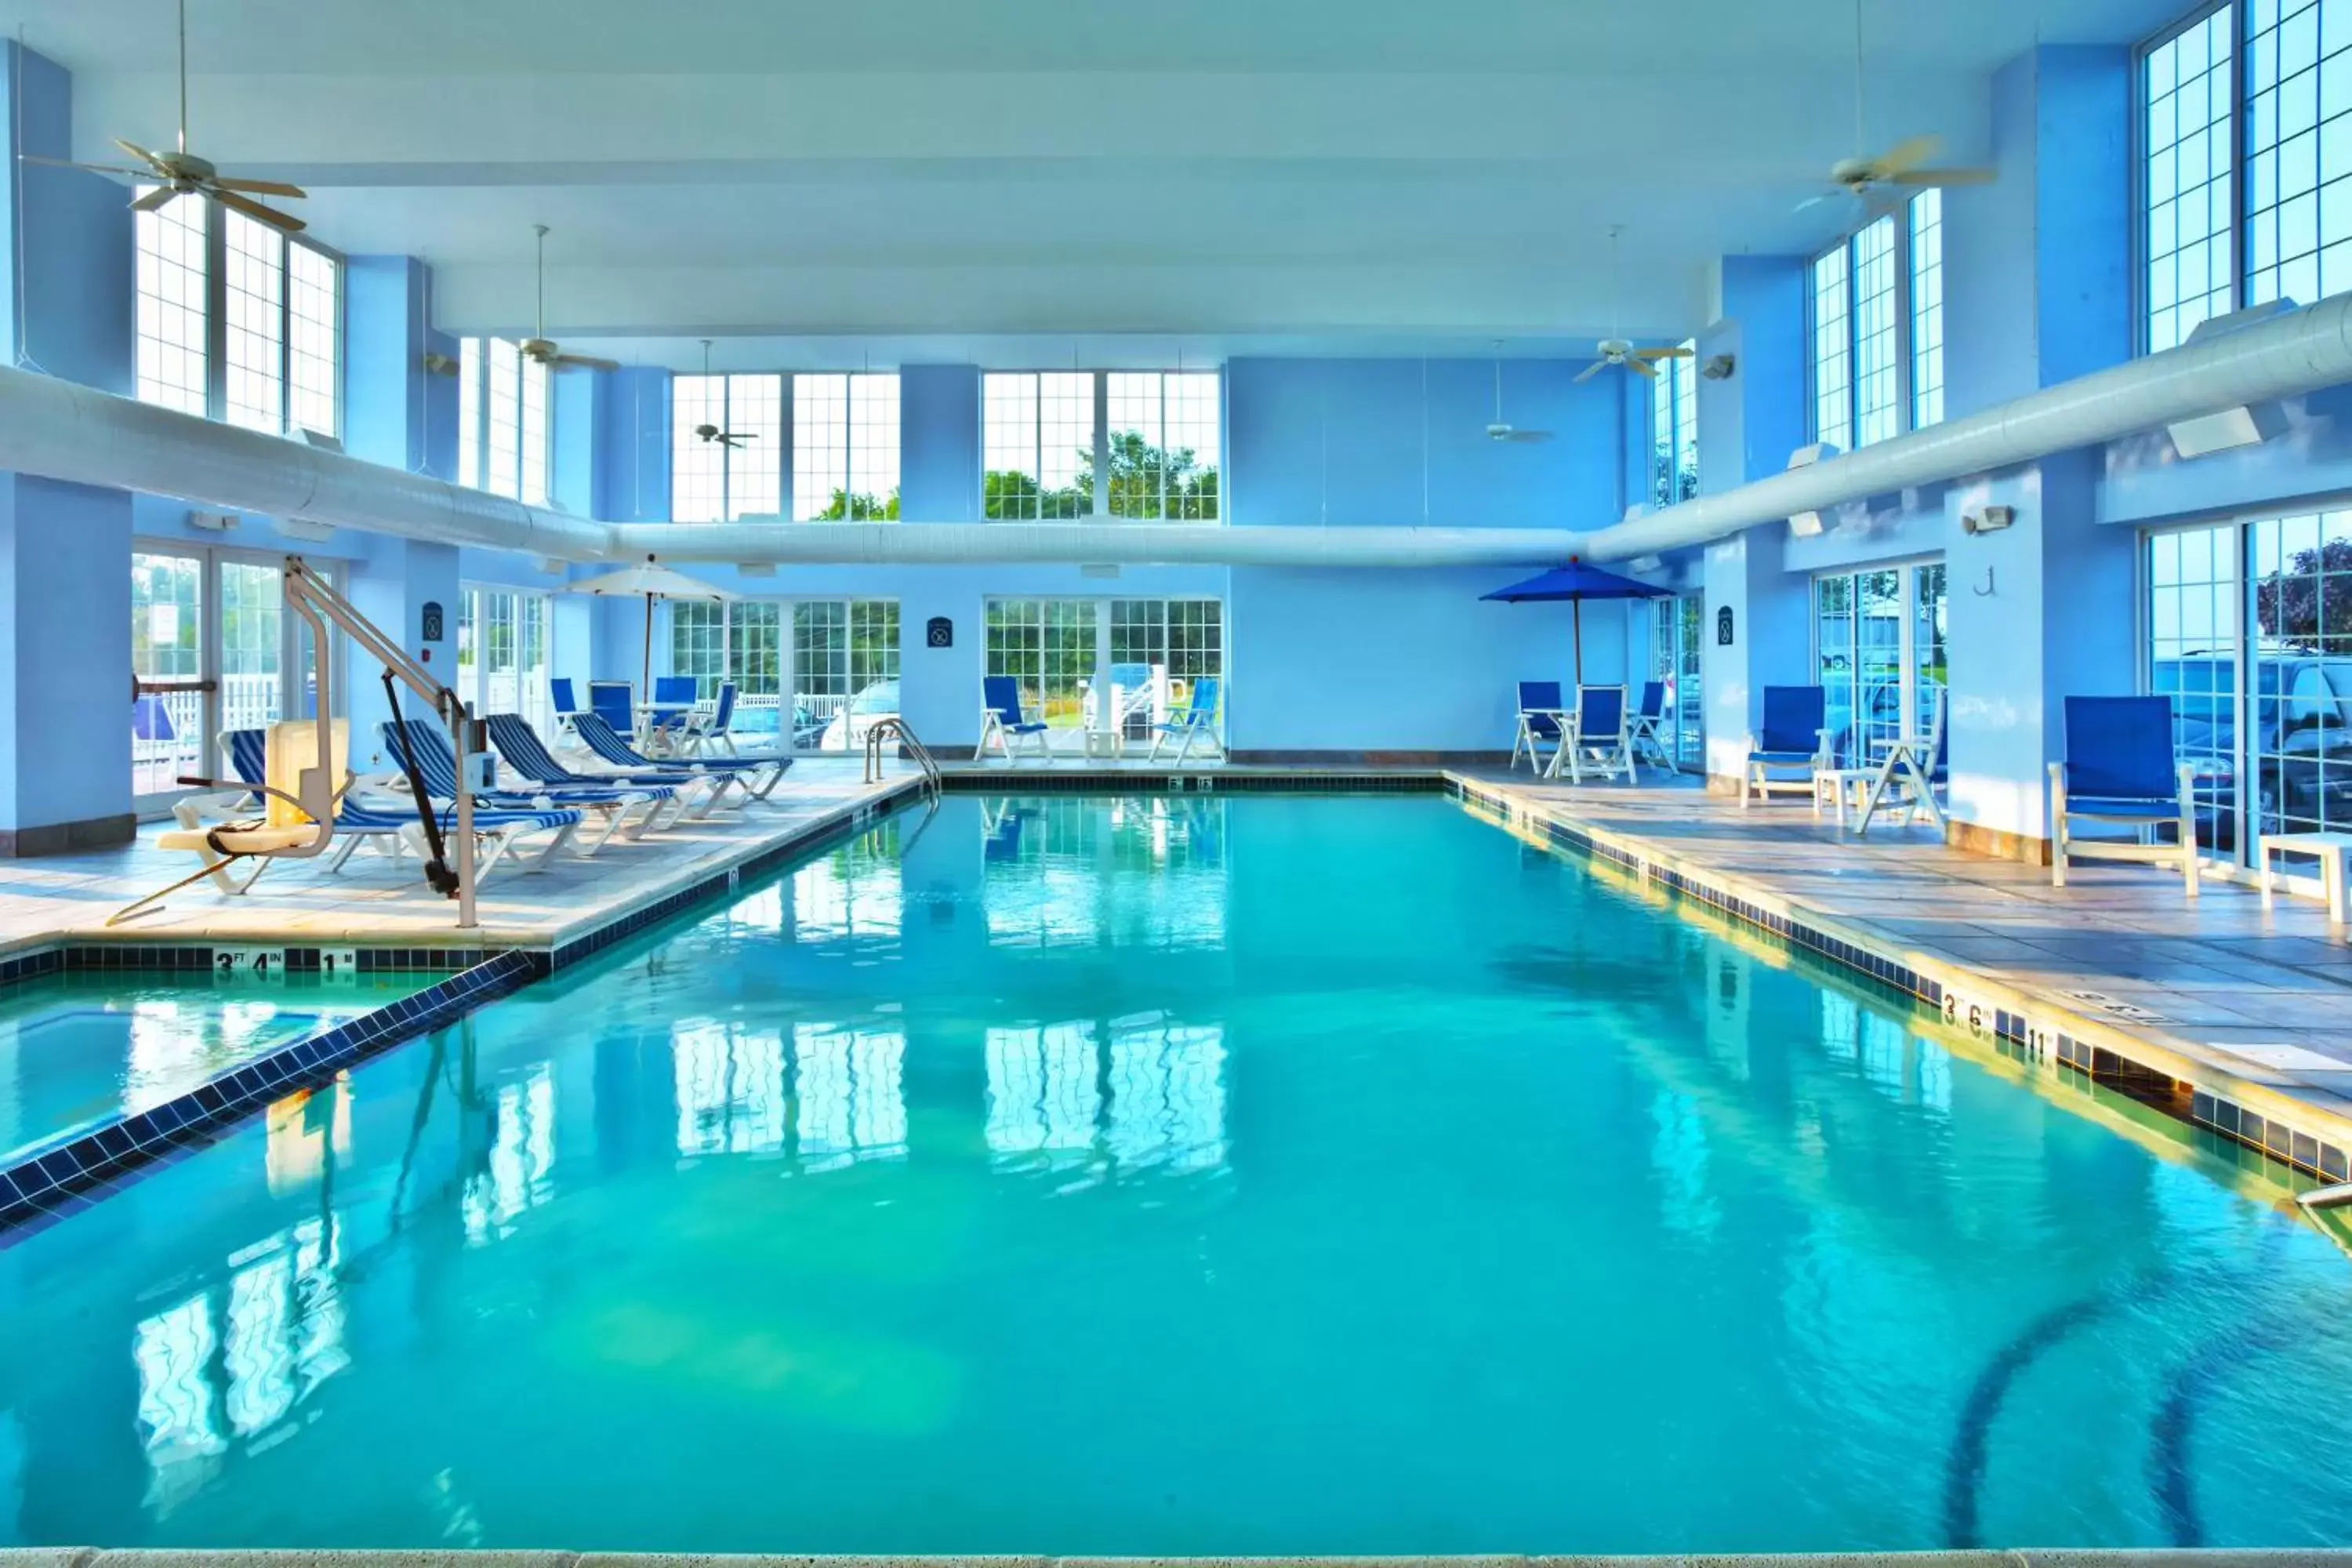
xmin=1625 ymin=358 xmax=1660 ymax=379
xmin=1876 ymin=134 xmax=1942 ymax=177
xmin=1573 ymin=360 xmax=1608 ymax=383
xmin=1795 ymin=191 xmax=1836 ymax=212
xmin=1635 ymin=346 xmax=1694 ymax=360
xmin=112 ymin=139 xmax=167 ymax=169
xmin=555 ymin=353 xmax=622 ymax=373
xmin=211 ymin=187 xmax=307 ymax=233
xmin=212 ymin=176 xmax=308 ymax=198
xmin=17 ymin=154 xmax=150 ymax=178
xmin=1504 ymin=430 xmax=1556 ymax=443
xmin=130 ymin=184 xmax=178 ymax=213
xmin=1893 ymin=166 xmax=1996 ymax=187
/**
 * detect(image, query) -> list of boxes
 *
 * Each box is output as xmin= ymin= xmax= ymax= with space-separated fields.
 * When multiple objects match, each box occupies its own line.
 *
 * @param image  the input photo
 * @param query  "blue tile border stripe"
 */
xmin=1450 ymin=773 xmax=2352 ymax=1189
xmin=0 ymin=948 xmax=547 ymax=1245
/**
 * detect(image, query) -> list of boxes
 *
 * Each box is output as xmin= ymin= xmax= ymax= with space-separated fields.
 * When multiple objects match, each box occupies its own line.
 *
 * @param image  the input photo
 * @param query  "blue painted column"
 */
xmin=891 ymin=366 xmax=982 ymax=743
xmin=1697 ymin=255 xmax=1815 ymax=786
xmin=0 ymin=44 xmax=136 ymax=849
xmin=1940 ymin=44 xmax=2136 ymax=851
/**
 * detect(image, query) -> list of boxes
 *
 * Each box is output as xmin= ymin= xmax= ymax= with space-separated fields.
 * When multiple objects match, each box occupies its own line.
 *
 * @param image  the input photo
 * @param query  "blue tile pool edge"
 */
xmin=3 ymin=1548 xmax=2348 ymax=1566
xmin=0 ymin=948 xmax=549 ymax=1244
xmin=0 ymin=780 xmax=928 ymax=1245
xmin=1446 ymin=773 xmax=2352 ymax=1192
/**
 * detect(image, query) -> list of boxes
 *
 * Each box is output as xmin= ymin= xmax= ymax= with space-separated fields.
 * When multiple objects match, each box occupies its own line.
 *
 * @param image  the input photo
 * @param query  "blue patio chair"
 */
xmin=1743 ymin=685 xmax=1835 ymax=809
xmin=550 ymin=677 xmax=585 ymax=737
xmin=587 ymin=680 xmax=636 ymax=739
xmin=1557 ymin=684 xmax=1633 ymax=783
xmin=1148 ymin=677 xmax=1224 ymax=764
xmin=648 ymin=675 xmax=699 ymax=745
xmin=683 ymin=681 xmax=741 ymax=755
xmin=572 ymin=712 xmax=790 ymax=801
xmin=1627 ymin=680 xmax=1672 ymax=774
xmin=383 ymin=718 xmax=657 ymax=855
xmin=1512 ymin=681 xmax=1566 ymax=772
xmin=979 ymin=675 xmax=1052 ymax=764
xmin=484 ymin=713 xmax=712 ymax=826
xmin=2049 ymin=695 xmax=2200 ymax=900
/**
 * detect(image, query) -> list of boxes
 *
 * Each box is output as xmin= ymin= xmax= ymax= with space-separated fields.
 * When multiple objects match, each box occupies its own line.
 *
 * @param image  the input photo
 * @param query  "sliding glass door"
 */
xmin=454 ymin=586 xmax=555 ymax=735
xmin=986 ymin=597 xmax=1225 ymax=750
xmin=1648 ymin=597 xmax=1705 ymax=768
xmin=1812 ymin=563 xmax=1945 ymax=768
xmin=129 ymin=546 xmax=338 ymax=811
xmin=669 ymin=599 xmax=899 ymax=753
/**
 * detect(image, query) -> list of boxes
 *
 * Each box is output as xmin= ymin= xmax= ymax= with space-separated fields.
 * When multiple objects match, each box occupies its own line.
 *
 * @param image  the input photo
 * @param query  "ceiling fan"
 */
xmin=1573 ymin=228 xmax=1692 ymax=383
xmin=520 ymin=225 xmax=620 ymax=374
xmin=1797 ymin=0 xmax=1993 ymax=211
xmin=1486 ymin=345 xmax=1553 ymax=443
xmin=19 ymin=0 xmax=307 ymax=232
xmin=691 ymin=340 xmax=755 ymax=447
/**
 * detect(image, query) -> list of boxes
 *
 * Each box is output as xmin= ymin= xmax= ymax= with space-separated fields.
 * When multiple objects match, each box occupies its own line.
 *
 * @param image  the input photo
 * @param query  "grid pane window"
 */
xmin=670 ymin=375 xmax=728 ymax=522
xmin=1107 ymin=598 xmax=1224 ymax=738
xmin=670 ymin=601 xmax=726 ymax=697
xmin=221 ymin=212 xmax=285 ymax=434
xmin=986 ymin=599 xmax=1101 ymax=728
xmin=1853 ymin=217 xmax=1901 ymax=447
xmin=2251 ymin=513 xmax=2352 ymax=842
xmin=1106 ymin=372 xmax=1221 ymax=520
xmin=458 ymin=337 xmax=553 ymax=503
xmin=2241 ymin=0 xmax=2348 ymax=310
xmin=2147 ymin=523 xmax=2242 ymax=855
xmin=731 ymin=601 xmax=783 ymax=703
xmin=1914 ymin=563 xmax=1948 ymax=739
xmin=1811 ymin=246 xmax=1853 ymax=450
xmin=2147 ymin=9 xmax=2237 ymax=348
xmin=986 ymin=371 xmax=1219 ymax=521
xmin=131 ymin=552 xmax=205 ymax=797
xmin=135 ymin=191 xmax=209 ymax=416
xmin=791 ymin=600 xmax=899 ymax=750
xmin=287 ymin=243 xmax=339 ymax=437
xmin=1815 ymin=568 xmax=1940 ymax=768
xmin=1649 ymin=597 xmax=1704 ymax=767
xmin=1649 ymin=342 xmax=1699 ymax=506
xmin=1909 ymin=191 xmax=1945 ymax=427
xmin=788 ymin=372 xmax=898 ymax=521
xmin=727 ymin=376 xmax=786 ymax=517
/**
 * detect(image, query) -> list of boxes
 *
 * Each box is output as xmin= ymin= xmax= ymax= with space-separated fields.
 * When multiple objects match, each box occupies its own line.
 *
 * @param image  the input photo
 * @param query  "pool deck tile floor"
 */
xmin=1454 ymin=766 xmax=2352 ymax=1141
xmin=0 ymin=760 xmax=924 ymax=956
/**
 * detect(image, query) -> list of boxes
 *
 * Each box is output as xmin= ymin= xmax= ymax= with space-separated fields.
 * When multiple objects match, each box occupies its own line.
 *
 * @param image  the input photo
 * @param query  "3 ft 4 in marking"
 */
xmin=213 ymin=946 xmax=289 ymax=977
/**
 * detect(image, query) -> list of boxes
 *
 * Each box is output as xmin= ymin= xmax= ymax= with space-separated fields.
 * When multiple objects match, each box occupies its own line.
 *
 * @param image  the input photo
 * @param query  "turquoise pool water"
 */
xmin=3 ymin=793 xmax=2350 ymax=1553
xmin=0 ymin=971 xmax=427 ymax=1162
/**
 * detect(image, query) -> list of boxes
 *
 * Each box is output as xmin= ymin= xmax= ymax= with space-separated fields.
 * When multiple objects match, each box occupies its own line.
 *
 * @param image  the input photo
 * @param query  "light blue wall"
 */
xmin=901 ymin=366 xmax=982 ymax=522
xmin=595 ymin=368 xmax=670 ymax=523
xmin=0 ymin=478 xmax=132 ymax=841
xmin=2 ymin=43 xmax=131 ymax=393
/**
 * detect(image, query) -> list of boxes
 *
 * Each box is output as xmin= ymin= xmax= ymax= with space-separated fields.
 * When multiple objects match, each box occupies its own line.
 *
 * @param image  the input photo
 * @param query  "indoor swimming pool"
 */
xmin=0 ymin=970 xmax=428 ymax=1165
xmin=2 ymin=792 xmax=2350 ymax=1553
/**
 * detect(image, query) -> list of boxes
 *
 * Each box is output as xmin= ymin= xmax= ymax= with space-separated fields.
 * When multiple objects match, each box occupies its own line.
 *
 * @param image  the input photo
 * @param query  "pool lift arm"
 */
xmin=281 ymin=555 xmax=482 ymax=931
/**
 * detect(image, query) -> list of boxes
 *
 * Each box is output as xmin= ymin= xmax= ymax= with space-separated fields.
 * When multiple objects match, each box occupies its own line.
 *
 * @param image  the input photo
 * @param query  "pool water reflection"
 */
xmin=4 ymin=794 xmax=2352 ymax=1555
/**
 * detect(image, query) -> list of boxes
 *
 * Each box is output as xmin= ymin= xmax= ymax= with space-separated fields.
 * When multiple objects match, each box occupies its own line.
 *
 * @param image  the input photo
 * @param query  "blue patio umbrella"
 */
xmin=1482 ymin=559 xmax=1670 ymax=682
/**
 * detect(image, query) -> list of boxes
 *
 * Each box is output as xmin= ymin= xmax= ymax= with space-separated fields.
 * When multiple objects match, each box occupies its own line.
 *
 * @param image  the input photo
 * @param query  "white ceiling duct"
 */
xmin=1582 ymin=290 xmax=2352 ymax=561
xmin=612 ymin=521 xmax=1588 ymax=568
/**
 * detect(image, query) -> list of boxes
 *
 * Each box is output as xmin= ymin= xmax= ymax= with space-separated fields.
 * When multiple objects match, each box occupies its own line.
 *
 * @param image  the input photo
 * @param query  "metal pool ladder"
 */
xmin=863 ymin=717 xmax=943 ymax=800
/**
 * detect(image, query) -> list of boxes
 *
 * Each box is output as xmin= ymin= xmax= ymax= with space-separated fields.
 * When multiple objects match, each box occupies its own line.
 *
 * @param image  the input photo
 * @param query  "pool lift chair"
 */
xmin=112 ymin=556 xmax=503 ymax=931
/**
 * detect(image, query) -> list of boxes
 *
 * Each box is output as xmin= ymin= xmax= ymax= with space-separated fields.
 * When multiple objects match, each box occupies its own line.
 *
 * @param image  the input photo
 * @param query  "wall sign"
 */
xmin=926 ymin=616 xmax=953 ymax=648
xmin=421 ymin=601 xmax=445 ymax=643
xmin=1716 ymin=606 xmax=1735 ymax=647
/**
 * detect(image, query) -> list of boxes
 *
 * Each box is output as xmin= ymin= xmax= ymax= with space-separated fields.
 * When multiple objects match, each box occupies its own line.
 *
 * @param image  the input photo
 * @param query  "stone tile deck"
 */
xmin=1451 ymin=766 xmax=2352 ymax=1147
xmin=0 ymin=760 xmax=923 ymax=955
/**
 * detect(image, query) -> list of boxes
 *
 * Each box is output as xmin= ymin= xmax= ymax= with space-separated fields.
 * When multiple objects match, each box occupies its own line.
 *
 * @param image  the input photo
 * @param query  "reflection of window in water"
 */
xmin=263 ymin=1080 xmax=352 ymax=1196
xmin=1106 ymin=1018 xmax=1226 ymax=1173
xmin=985 ymin=799 xmax=1227 ymax=950
xmin=794 ymin=1025 xmax=906 ymax=1171
xmin=1818 ymin=994 xmax=1947 ymax=1114
xmin=790 ymin=825 xmax=904 ymax=942
xmin=135 ymin=1215 xmax=344 ymax=1517
xmin=985 ymin=1022 xmax=1101 ymax=1167
xmin=673 ymin=1023 xmax=788 ymax=1156
xmin=463 ymin=1064 xmax=556 ymax=1243
xmin=1650 ymin=1089 xmax=1720 ymax=1236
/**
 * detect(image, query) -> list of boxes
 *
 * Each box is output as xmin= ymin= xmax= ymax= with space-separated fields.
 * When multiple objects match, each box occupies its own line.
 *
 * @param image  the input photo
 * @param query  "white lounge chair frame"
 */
xmin=2048 ymin=760 xmax=2202 ymax=901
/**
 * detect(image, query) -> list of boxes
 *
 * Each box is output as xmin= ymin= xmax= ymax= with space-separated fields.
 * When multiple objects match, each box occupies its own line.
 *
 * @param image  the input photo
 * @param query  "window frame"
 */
xmin=1648 ymin=342 xmax=1700 ymax=507
xmin=982 ymin=594 xmax=1227 ymax=750
xmin=2135 ymin=1 xmax=2241 ymax=354
xmin=666 ymin=370 xmax=905 ymax=522
xmin=665 ymin=595 xmax=904 ymax=754
xmin=982 ymin=369 xmax=1225 ymax=524
xmin=1806 ymin=198 xmax=1944 ymax=450
xmin=456 ymin=337 xmax=554 ymax=506
xmin=134 ymin=193 xmax=347 ymax=440
xmin=1807 ymin=558 xmax=1948 ymax=768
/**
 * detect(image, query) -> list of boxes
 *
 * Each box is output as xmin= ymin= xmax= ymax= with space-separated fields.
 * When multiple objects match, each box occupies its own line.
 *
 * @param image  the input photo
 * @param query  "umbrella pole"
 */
xmin=641 ymin=590 xmax=654 ymax=698
xmin=1573 ymin=599 xmax=1584 ymax=685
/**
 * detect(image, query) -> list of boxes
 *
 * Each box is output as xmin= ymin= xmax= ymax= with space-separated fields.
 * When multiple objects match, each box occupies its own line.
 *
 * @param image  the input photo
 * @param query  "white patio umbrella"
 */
xmin=565 ymin=554 xmax=734 ymax=696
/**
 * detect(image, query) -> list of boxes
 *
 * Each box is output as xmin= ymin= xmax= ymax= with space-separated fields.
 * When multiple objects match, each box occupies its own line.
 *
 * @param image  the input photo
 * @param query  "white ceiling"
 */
xmin=5 ymin=0 xmax=2190 ymax=357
